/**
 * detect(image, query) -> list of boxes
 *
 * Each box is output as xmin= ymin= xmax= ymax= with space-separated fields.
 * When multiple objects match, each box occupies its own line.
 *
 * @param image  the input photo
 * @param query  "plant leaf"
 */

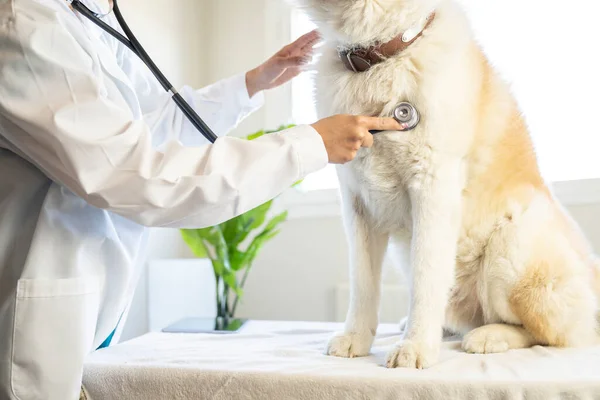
xmin=180 ymin=229 xmax=208 ymax=258
xmin=246 ymin=130 xmax=265 ymax=141
xmin=245 ymin=125 xmax=295 ymax=141
xmin=229 ymin=248 xmax=247 ymax=271
xmin=213 ymin=228 xmax=231 ymax=272
xmin=218 ymin=200 xmax=273 ymax=255
xmin=220 ymin=216 xmax=246 ymax=260
xmin=264 ymin=210 xmax=288 ymax=232
xmin=193 ymin=226 xmax=232 ymax=276
xmin=220 ymin=218 xmax=240 ymax=245
xmin=223 ymin=271 xmax=242 ymax=297
xmin=211 ymin=259 xmax=226 ymax=277
xmin=265 ymin=124 xmax=295 ymax=134
xmin=240 ymin=211 xmax=288 ymax=271
xmin=246 ymin=200 xmax=273 ymax=230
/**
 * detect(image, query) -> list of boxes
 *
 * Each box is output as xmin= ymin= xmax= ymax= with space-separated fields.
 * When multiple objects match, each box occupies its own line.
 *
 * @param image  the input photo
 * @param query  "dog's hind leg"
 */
xmin=326 ymin=190 xmax=388 ymax=358
xmin=462 ymin=323 xmax=538 ymax=353
xmin=463 ymin=255 xmax=597 ymax=354
xmin=466 ymin=229 xmax=599 ymax=354
xmin=508 ymin=254 xmax=599 ymax=349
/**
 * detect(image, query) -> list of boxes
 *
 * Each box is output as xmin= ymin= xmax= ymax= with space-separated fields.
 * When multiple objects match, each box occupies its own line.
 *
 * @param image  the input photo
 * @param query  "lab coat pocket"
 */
xmin=11 ymin=277 xmax=102 ymax=400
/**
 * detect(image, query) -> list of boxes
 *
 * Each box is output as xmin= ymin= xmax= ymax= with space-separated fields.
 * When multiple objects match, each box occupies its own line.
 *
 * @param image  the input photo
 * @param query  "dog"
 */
xmin=290 ymin=0 xmax=600 ymax=368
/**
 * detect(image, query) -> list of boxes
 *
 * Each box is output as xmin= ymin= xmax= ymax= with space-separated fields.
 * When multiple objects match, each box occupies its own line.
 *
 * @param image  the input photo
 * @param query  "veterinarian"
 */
xmin=0 ymin=0 xmax=405 ymax=399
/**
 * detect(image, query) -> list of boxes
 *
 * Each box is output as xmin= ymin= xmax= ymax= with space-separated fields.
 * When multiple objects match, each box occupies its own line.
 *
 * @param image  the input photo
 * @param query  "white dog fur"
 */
xmin=289 ymin=0 xmax=600 ymax=368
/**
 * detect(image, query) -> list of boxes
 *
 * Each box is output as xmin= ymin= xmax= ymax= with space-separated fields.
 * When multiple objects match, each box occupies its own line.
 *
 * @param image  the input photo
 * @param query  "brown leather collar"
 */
xmin=338 ymin=13 xmax=435 ymax=72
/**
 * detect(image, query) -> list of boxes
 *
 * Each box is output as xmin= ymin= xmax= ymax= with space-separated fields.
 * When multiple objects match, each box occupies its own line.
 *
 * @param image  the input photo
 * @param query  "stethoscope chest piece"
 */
xmin=368 ymin=102 xmax=420 ymax=135
xmin=393 ymin=102 xmax=420 ymax=131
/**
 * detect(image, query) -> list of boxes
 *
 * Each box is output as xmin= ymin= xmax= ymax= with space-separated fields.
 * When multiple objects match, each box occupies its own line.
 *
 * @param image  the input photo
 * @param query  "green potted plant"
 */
xmin=180 ymin=125 xmax=298 ymax=331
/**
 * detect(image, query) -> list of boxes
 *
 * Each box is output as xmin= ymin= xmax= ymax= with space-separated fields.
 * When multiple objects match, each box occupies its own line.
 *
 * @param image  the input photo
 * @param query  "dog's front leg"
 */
xmin=386 ymin=164 xmax=462 ymax=369
xmin=326 ymin=189 xmax=388 ymax=358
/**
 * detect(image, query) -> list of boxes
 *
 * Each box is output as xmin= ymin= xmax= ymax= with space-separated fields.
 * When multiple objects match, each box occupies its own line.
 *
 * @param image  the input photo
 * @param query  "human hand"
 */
xmin=311 ymin=115 xmax=404 ymax=164
xmin=245 ymin=30 xmax=320 ymax=98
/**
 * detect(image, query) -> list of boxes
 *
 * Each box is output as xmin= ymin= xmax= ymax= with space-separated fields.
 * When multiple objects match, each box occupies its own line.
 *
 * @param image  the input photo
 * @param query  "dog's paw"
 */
xmin=462 ymin=324 xmax=530 ymax=354
xmin=462 ymin=335 xmax=508 ymax=354
xmin=386 ymin=339 xmax=439 ymax=369
xmin=326 ymin=331 xmax=374 ymax=358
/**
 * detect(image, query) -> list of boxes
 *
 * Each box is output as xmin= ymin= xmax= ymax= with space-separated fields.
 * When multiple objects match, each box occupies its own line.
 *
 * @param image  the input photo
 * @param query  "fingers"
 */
xmin=344 ymin=121 xmax=374 ymax=150
xmin=290 ymin=30 xmax=321 ymax=52
xmin=358 ymin=116 xmax=405 ymax=131
xmin=300 ymin=32 xmax=321 ymax=53
xmin=279 ymin=30 xmax=320 ymax=58
xmin=274 ymin=55 xmax=311 ymax=69
xmin=361 ymin=130 xmax=374 ymax=148
xmin=347 ymin=128 xmax=373 ymax=149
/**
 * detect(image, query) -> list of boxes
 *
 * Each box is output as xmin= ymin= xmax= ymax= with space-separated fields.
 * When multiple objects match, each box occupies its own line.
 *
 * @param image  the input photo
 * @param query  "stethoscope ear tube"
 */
xmin=70 ymin=0 xmax=133 ymax=51
xmin=111 ymin=0 xmax=219 ymax=143
xmin=70 ymin=0 xmax=219 ymax=143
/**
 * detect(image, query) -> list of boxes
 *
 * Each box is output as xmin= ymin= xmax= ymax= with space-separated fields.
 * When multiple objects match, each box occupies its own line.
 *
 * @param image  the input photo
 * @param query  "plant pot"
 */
xmin=162 ymin=317 xmax=248 ymax=334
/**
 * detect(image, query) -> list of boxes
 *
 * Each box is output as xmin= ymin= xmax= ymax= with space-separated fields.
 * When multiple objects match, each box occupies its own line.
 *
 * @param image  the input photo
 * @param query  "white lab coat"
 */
xmin=0 ymin=0 xmax=328 ymax=399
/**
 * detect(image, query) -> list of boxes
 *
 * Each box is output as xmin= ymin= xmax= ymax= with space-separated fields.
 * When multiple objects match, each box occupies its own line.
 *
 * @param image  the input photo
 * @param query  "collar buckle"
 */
xmin=337 ymin=11 xmax=436 ymax=73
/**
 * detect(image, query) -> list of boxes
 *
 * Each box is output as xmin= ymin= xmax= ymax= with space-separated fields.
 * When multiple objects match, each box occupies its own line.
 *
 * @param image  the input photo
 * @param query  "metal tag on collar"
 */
xmin=402 ymin=14 xmax=430 ymax=43
xmin=346 ymin=52 xmax=372 ymax=72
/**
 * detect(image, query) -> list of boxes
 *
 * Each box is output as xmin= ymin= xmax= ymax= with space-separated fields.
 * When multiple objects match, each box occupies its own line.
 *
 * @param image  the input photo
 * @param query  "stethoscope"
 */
xmin=367 ymin=102 xmax=420 ymax=134
xmin=68 ymin=0 xmax=219 ymax=143
xmin=68 ymin=0 xmax=420 ymax=142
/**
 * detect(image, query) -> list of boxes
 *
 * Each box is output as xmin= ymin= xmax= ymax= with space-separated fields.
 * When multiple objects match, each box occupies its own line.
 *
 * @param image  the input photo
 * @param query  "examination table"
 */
xmin=82 ymin=320 xmax=600 ymax=399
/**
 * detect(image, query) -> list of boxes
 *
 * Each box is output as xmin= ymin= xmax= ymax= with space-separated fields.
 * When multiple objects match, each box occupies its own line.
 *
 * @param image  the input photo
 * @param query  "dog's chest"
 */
xmin=340 ymin=134 xmax=429 ymax=232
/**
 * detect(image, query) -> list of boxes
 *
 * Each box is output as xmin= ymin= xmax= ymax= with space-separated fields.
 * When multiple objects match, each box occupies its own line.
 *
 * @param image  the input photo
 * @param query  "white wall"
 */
xmin=117 ymin=0 xmax=209 ymax=88
xmin=202 ymin=0 xmax=296 ymax=136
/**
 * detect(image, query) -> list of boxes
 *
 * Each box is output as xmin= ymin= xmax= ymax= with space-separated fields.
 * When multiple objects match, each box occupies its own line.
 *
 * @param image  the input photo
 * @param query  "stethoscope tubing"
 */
xmin=69 ymin=0 xmax=219 ymax=143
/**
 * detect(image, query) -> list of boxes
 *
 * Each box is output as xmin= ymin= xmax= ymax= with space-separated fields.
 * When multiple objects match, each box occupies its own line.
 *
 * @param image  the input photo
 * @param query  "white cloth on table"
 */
xmin=83 ymin=321 xmax=600 ymax=399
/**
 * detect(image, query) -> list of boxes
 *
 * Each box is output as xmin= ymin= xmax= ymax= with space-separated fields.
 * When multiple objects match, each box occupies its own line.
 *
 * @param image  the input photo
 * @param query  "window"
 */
xmin=290 ymin=1 xmax=600 ymax=191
